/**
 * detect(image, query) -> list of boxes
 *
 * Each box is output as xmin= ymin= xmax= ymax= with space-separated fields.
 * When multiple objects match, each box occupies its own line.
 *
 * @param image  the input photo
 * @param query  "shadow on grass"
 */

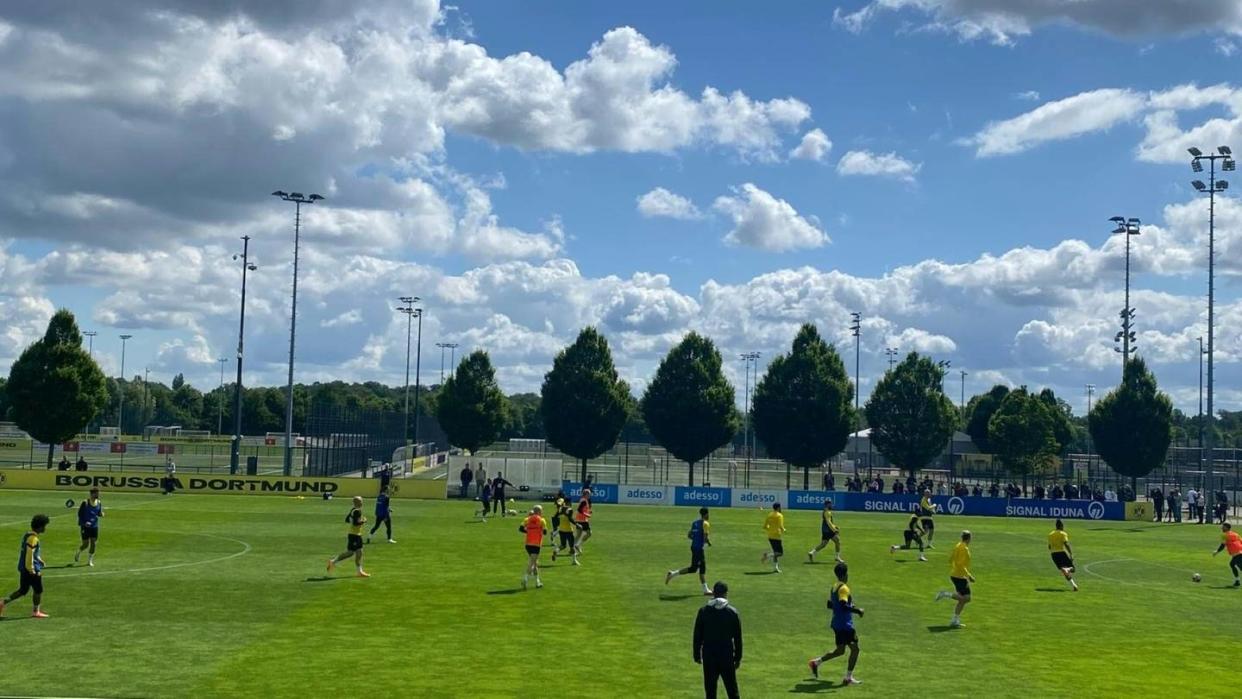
xmin=1034 ymin=588 xmax=1068 ymax=593
xmin=303 ymin=576 xmax=352 ymax=583
xmin=658 ymin=593 xmax=702 ymax=601
xmin=486 ymin=588 xmax=524 ymax=596
xmin=927 ymin=625 xmax=961 ymax=633
xmin=1087 ymin=527 xmax=1150 ymax=533
xmin=1208 ymin=585 xmax=1241 ymax=589
xmin=42 ymin=563 xmax=77 ymax=570
xmin=789 ymin=679 xmax=839 ymax=693
xmin=463 ymin=520 xmax=486 ymax=524
xmin=744 ymin=570 xmax=779 ymax=576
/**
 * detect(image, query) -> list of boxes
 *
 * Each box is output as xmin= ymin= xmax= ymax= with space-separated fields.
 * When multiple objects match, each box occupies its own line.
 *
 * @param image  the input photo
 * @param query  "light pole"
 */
xmin=83 ymin=331 xmax=97 ymax=357
xmin=436 ymin=343 xmax=449 ymax=384
xmin=217 ymin=357 xmax=227 ymax=435
xmin=117 ymin=334 xmax=132 ymax=434
xmin=739 ymin=351 xmax=760 ymax=487
xmin=413 ymin=306 xmax=424 ymax=450
xmin=230 ymin=236 xmax=257 ymax=475
xmin=271 ymin=190 xmax=324 ymax=476
xmin=1198 ymin=336 xmax=1206 ymax=471
xmin=885 ymin=347 xmax=899 ymax=371
xmin=449 ymin=343 xmax=459 ymax=377
xmin=397 ymin=297 xmax=422 ymax=445
xmin=1086 ymin=384 xmax=1095 ymax=480
xmin=1109 ymin=216 xmax=1141 ymax=370
xmin=1189 ymin=145 xmax=1233 ymax=482
xmin=849 ymin=313 xmax=861 ymax=472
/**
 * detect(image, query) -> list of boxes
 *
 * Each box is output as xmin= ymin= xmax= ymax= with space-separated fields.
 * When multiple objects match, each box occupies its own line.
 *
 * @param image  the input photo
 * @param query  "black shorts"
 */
xmin=1051 ymin=552 xmax=1074 ymax=570
xmin=1231 ymin=553 xmax=1242 ymax=568
xmin=768 ymin=539 xmax=784 ymax=555
xmin=921 ymin=518 xmax=935 ymax=532
xmin=347 ymin=534 xmax=364 ymax=552
xmin=575 ymin=521 xmax=591 ymax=533
xmin=833 ymin=627 xmax=858 ymax=647
xmin=81 ymin=526 xmax=99 ymax=541
xmin=559 ymin=531 xmax=575 ymax=548
xmin=821 ymin=530 xmax=839 ymax=543
xmin=689 ymin=548 xmax=706 ymax=574
xmin=17 ymin=570 xmax=42 ymax=596
xmin=525 ymin=544 xmax=541 ymax=556
xmin=951 ymin=576 xmax=971 ymax=597
xmin=551 ymin=514 xmax=560 ymax=530
xmin=904 ymin=530 xmax=921 ymax=544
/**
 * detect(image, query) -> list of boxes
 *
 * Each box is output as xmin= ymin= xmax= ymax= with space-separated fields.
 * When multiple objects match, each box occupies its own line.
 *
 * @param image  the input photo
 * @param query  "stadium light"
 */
xmin=229 ymin=236 xmax=257 ymax=475
xmin=1192 ymin=160 xmax=1204 ymax=173
xmin=397 ymin=298 xmax=422 ymax=446
xmin=849 ymin=313 xmax=861 ymax=473
xmin=83 ymin=330 xmax=97 ymax=357
xmin=739 ymin=351 xmax=761 ymax=487
xmin=884 ymin=346 xmax=900 ymax=371
xmin=1110 ymin=216 xmax=1141 ymax=369
xmin=271 ymin=190 xmax=324 ymax=476
xmin=1188 ymin=144 xmax=1234 ymax=487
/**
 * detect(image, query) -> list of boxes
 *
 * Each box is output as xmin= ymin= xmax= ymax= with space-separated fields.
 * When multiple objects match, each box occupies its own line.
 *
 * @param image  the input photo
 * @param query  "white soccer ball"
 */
xmin=506 ymin=509 xmax=518 ymax=516
xmin=1192 ymin=573 xmax=1202 ymax=583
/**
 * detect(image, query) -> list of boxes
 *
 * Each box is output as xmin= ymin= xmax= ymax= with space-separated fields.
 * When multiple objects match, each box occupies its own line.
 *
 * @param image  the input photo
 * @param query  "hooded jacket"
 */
xmin=693 ymin=597 xmax=743 ymax=665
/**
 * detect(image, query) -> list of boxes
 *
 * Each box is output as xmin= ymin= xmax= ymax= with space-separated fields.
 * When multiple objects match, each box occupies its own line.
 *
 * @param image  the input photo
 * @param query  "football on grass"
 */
xmin=1192 ymin=573 xmax=1202 ymax=583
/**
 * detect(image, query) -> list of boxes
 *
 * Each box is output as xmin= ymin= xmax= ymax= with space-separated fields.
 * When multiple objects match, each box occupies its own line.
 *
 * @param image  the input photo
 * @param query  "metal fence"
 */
xmin=304 ymin=403 xmax=405 ymax=477
xmin=0 ymin=443 xmax=303 ymax=475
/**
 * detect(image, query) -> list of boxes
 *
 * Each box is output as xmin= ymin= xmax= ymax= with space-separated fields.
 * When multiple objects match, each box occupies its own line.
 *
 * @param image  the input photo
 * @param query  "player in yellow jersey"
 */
xmin=326 ymin=496 xmax=370 ymax=578
xmin=1047 ymin=519 xmax=1078 ymax=591
xmin=935 ymin=530 xmax=974 ymax=628
xmin=0 ymin=514 xmax=50 ymax=619
xmin=918 ymin=491 xmax=938 ymax=549
xmin=889 ymin=513 xmax=927 ymax=562
xmin=808 ymin=499 xmax=843 ymax=564
xmin=761 ymin=503 xmax=786 ymax=573
xmin=551 ymin=494 xmax=575 ymax=562
xmin=519 ymin=505 xmax=549 ymax=590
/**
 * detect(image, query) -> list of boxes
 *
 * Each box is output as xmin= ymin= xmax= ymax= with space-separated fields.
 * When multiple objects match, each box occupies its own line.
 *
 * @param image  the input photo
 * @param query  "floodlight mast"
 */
xmin=1109 ymin=216 xmax=1141 ymax=371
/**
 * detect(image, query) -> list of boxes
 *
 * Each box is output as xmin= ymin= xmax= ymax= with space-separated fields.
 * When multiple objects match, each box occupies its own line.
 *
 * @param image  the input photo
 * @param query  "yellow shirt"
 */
xmin=764 ymin=511 xmax=786 ymax=540
xmin=557 ymin=507 xmax=575 ymax=533
xmin=822 ymin=510 xmax=838 ymax=534
xmin=1047 ymin=530 xmax=1069 ymax=553
xmin=949 ymin=541 xmax=972 ymax=579
xmin=346 ymin=507 xmax=366 ymax=536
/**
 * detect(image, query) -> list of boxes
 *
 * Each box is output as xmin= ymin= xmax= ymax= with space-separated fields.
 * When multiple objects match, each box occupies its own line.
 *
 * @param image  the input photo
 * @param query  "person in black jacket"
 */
xmin=693 ymin=580 xmax=742 ymax=699
xmin=491 ymin=473 xmax=514 ymax=516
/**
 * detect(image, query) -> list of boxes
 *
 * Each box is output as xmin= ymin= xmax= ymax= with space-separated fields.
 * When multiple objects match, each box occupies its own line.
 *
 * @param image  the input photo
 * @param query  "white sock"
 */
xmin=668 ymin=570 xmax=678 ymax=578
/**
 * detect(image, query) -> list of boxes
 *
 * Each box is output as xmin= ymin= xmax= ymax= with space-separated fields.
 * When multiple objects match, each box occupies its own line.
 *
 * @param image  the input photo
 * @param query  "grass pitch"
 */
xmin=0 ymin=490 xmax=1237 ymax=698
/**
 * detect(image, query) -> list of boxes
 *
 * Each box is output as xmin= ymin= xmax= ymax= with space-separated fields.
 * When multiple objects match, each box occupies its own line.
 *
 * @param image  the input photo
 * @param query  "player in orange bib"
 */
xmin=572 ymin=488 xmax=593 ymax=566
xmin=1213 ymin=522 xmax=1242 ymax=587
xmin=519 ymin=505 xmax=549 ymax=590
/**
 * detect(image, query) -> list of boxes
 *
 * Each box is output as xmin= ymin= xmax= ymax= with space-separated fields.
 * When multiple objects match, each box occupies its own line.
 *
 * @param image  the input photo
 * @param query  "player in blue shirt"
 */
xmin=665 ymin=507 xmax=712 ymax=595
xmin=1 ymin=514 xmax=51 ymax=619
xmin=808 ymin=561 xmax=864 ymax=686
xmin=75 ymin=487 xmax=104 ymax=566
xmin=367 ymin=486 xmax=394 ymax=544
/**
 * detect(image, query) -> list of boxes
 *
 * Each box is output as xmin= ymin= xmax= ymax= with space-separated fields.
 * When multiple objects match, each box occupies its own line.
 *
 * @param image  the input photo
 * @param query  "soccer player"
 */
xmin=75 ymin=487 xmax=104 ymax=566
xmin=667 ymin=507 xmax=712 ymax=594
xmin=1214 ymin=522 xmax=1242 ymax=587
xmin=326 ymin=496 xmax=370 ymax=578
xmin=478 ymin=479 xmax=492 ymax=521
xmin=519 ymin=505 xmax=549 ymax=590
xmin=1047 ymin=519 xmax=1078 ymax=591
xmin=808 ymin=499 xmax=843 ymax=563
xmin=551 ymin=492 xmax=575 ymax=562
xmin=808 ymin=561 xmax=864 ymax=686
xmin=367 ymin=485 xmax=395 ymax=544
xmin=935 ymin=530 xmax=975 ymax=628
xmin=571 ymin=488 xmax=593 ymax=565
xmin=889 ymin=513 xmax=928 ymax=562
xmin=919 ymin=490 xmax=937 ymax=548
xmin=760 ymin=503 xmax=786 ymax=573
xmin=0 ymin=514 xmax=51 ymax=619
xmin=491 ymin=472 xmax=514 ymax=517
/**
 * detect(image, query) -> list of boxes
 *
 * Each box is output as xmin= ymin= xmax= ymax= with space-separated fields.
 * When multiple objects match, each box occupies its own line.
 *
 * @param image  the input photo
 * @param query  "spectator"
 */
xmin=693 ymin=580 xmax=743 ymax=699
xmin=972 ymin=484 xmax=983 ymax=497
xmin=1151 ymin=489 xmax=1165 ymax=522
xmin=459 ymin=463 xmax=474 ymax=499
xmin=57 ymin=456 xmax=71 ymax=471
xmin=475 ymin=463 xmax=488 ymax=497
xmin=892 ymin=480 xmax=903 ymax=495
xmin=75 ymin=456 xmax=88 ymax=472
xmin=491 ymin=472 xmax=514 ymax=516
xmin=823 ymin=469 xmax=835 ymax=492
xmin=988 ymin=482 xmax=1000 ymax=498
xmin=1050 ymin=485 xmax=1062 ymax=500
xmin=1119 ymin=483 xmax=1135 ymax=502
xmin=1104 ymin=488 xmax=1116 ymax=502
xmin=905 ymin=475 xmax=917 ymax=493
xmin=1034 ymin=485 xmax=1046 ymax=500
xmin=163 ymin=459 xmax=176 ymax=494
xmin=1187 ymin=488 xmax=1200 ymax=523
xmin=379 ymin=463 xmax=393 ymax=492
xmin=1066 ymin=483 xmax=1079 ymax=500
xmin=1214 ymin=491 xmax=1229 ymax=524
xmin=1168 ymin=488 xmax=1181 ymax=523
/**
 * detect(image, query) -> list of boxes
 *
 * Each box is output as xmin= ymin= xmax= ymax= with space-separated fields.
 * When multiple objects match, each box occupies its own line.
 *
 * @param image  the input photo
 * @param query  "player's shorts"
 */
xmin=833 ymin=627 xmax=858 ymax=647
xmin=575 ymin=521 xmax=591 ymax=533
xmin=80 ymin=526 xmax=99 ymax=541
xmin=1051 ymin=552 xmax=1074 ymax=570
xmin=821 ymin=529 xmax=839 ymax=543
xmin=525 ymin=544 xmax=541 ymax=556
xmin=551 ymin=514 xmax=560 ymax=530
xmin=951 ymin=576 xmax=971 ymax=597
xmin=17 ymin=570 xmax=42 ymax=596
xmin=689 ymin=547 xmax=706 ymax=574
xmin=768 ymin=539 xmax=784 ymax=555
xmin=1231 ymin=553 xmax=1242 ymax=568
xmin=903 ymin=530 xmax=920 ymax=544
xmin=347 ymin=534 xmax=364 ymax=552
xmin=559 ymin=531 xmax=575 ymax=548
xmin=921 ymin=517 xmax=935 ymax=532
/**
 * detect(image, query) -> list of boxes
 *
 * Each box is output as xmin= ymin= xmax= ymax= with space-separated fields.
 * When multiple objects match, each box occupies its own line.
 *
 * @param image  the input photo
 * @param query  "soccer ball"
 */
xmin=506 ymin=509 xmax=519 ymax=516
xmin=1192 ymin=573 xmax=1202 ymax=583
xmin=64 ymin=498 xmax=75 ymax=509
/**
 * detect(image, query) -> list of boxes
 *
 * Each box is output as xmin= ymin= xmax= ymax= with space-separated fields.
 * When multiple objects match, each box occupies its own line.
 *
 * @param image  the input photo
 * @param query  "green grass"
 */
xmin=0 ymin=492 xmax=1237 ymax=698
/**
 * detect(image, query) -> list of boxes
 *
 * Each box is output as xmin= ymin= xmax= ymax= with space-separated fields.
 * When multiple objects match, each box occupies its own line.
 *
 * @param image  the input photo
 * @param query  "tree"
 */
xmin=6 ymin=310 xmax=108 ymax=467
xmin=965 ymin=385 xmax=1009 ymax=453
xmin=641 ymin=332 xmax=740 ymax=486
xmin=1037 ymin=388 xmax=1075 ymax=454
xmin=1089 ymin=357 xmax=1173 ymax=492
xmin=752 ymin=324 xmax=854 ymax=490
xmin=434 ymin=350 xmax=506 ymax=455
xmin=541 ymin=328 xmax=631 ymax=483
xmin=988 ymin=387 xmax=1059 ymax=485
xmin=864 ymin=352 xmax=956 ymax=475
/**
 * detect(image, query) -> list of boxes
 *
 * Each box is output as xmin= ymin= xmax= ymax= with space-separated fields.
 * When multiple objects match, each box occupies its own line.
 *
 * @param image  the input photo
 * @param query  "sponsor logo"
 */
xmin=624 ymin=488 xmax=665 ymax=500
xmin=1088 ymin=501 xmax=1105 ymax=520
xmin=0 ymin=441 xmax=21 ymax=448
xmin=863 ymin=500 xmax=916 ymax=512
xmin=52 ymin=474 xmax=341 ymax=494
xmin=946 ymin=496 xmax=965 ymax=515
xmin=736 ymin=492 xmax=777 ymax=504
xmin=680 ymin=490 xmax=722 ymax=502
xmin=791 ymin=492 xmax=832 ymax=506
xmin=0 ymin=472 xmax=6 ymax=486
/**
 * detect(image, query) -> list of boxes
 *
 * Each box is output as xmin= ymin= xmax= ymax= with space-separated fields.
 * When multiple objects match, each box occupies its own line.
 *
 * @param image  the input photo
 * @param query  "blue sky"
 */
xmin=1 ymin=0 xmax=1240 ymax=418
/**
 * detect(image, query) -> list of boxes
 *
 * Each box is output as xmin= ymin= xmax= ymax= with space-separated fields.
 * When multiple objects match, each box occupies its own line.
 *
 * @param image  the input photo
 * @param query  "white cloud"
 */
xmin=636 ymin=188 xmax=704 ymax=220
xmin=965 ymin=89 xmax=1144 ymax=157
xmin=1015 ymin=90 xmax=1041 ymax=102
xmin=836 ymin=150 xmax=921 ymax=182
xmin=713 ymin=183 xmax=829 ymax=252
xmin=834 ymin=1 xmax=1242 ymax=45
xmin=789 ymin=128 xmax=832 ymax=161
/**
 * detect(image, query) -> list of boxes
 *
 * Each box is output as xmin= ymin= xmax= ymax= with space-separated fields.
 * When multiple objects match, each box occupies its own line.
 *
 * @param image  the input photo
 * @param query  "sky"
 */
xmin=1 ymin=0 xmax=1241 ymax=418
